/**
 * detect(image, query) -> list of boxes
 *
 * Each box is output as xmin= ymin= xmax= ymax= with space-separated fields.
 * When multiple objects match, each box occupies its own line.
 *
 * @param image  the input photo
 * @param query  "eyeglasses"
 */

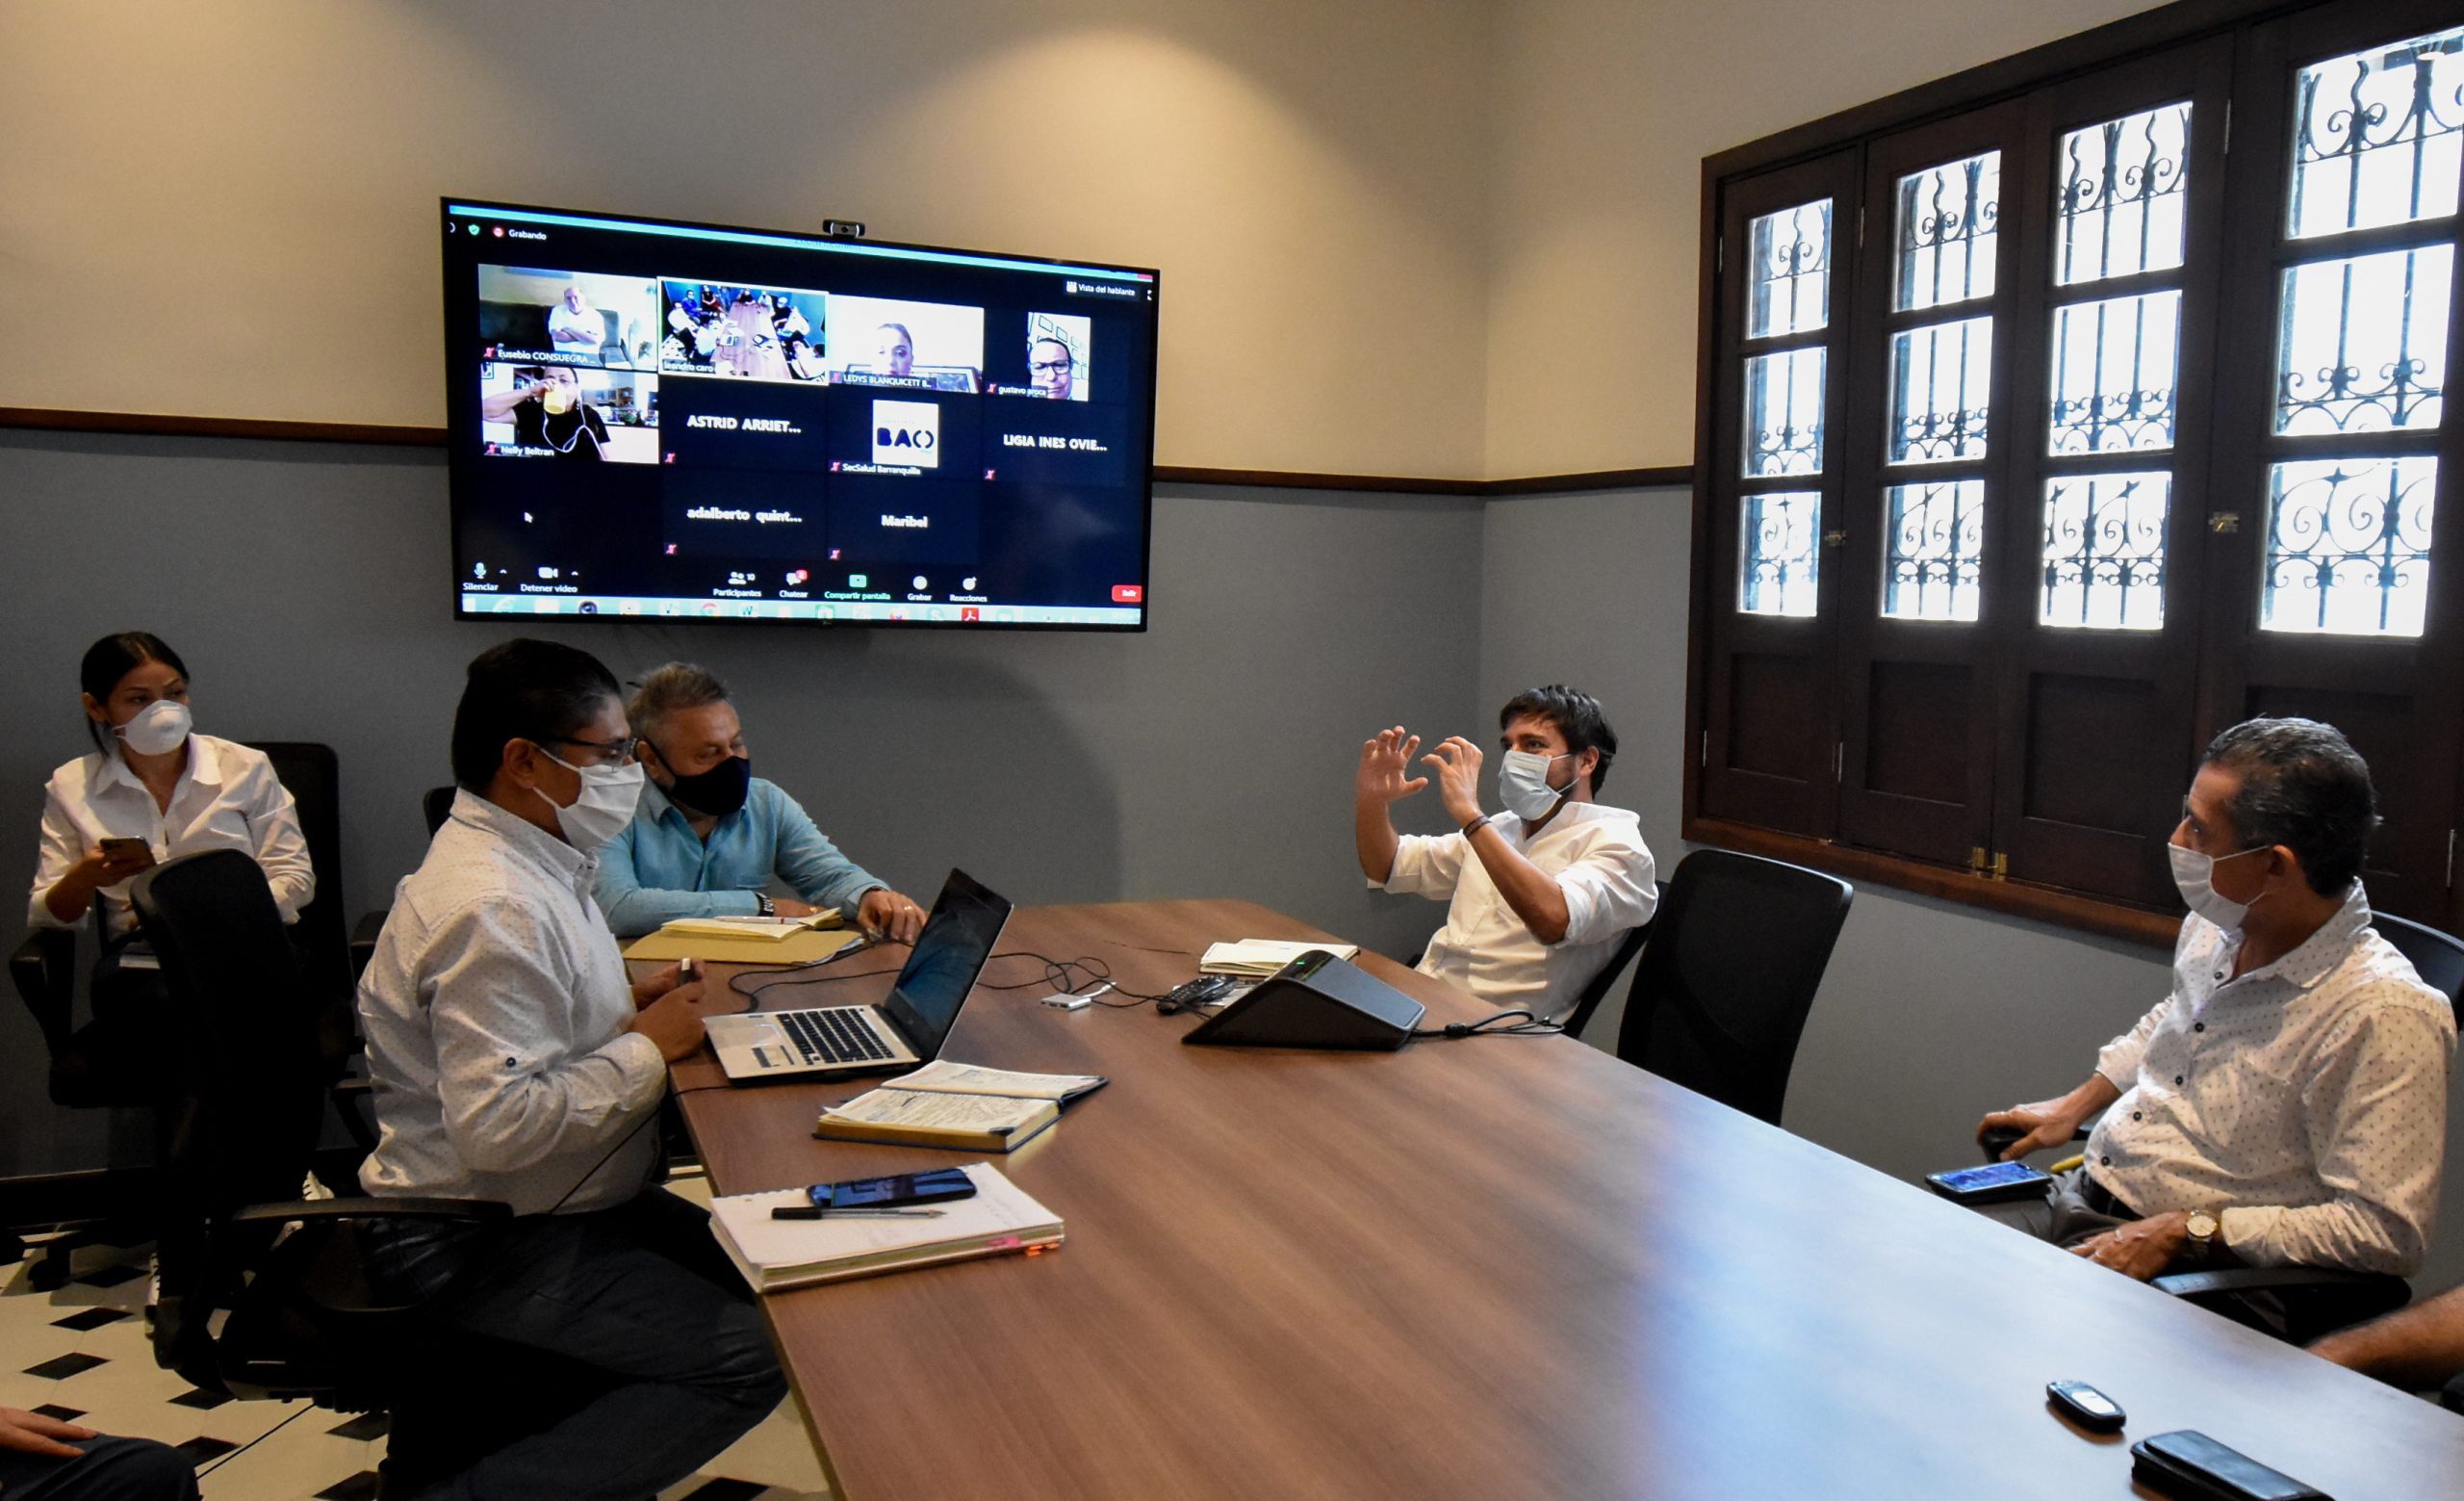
xmin=543 ymin=734 xmax=638 ymax=768
xmin=1029 ymin=357 xmax=1072 ymax=374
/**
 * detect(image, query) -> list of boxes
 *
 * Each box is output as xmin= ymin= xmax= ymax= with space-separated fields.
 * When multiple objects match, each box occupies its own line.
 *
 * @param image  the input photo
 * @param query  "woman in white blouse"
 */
xmin=28 ymin=633 xmax=314 ymax=957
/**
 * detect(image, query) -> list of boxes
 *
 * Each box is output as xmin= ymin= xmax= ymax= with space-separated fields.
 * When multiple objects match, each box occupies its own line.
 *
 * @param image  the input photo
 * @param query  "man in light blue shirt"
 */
xmin=595 ymin=662 xmax=927 ymax=940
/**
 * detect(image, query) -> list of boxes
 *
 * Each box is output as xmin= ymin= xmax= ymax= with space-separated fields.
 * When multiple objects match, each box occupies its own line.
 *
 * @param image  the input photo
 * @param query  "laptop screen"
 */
xmin=880 ymin=868 xmax=1014 ymax=1057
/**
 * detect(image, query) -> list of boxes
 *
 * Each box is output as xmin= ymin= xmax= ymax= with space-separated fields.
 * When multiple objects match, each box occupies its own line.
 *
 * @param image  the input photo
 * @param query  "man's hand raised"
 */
xmin=1421 ymin=737 xmax=1485 ymax=825
xmin=1356 ymin=728 xmax=1428 ymax=807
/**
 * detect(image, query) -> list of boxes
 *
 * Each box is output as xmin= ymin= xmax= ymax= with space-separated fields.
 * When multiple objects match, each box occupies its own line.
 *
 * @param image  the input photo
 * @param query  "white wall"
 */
xmin=0 ymin=0 xmax=1496 ymax=477
xmin=1479 ymin=0 xmax=2170 ymax=473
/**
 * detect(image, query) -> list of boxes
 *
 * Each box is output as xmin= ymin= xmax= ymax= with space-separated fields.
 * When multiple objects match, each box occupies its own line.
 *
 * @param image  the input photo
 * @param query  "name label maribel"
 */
xmin=881 ymin=514 xmax=931 ymax=530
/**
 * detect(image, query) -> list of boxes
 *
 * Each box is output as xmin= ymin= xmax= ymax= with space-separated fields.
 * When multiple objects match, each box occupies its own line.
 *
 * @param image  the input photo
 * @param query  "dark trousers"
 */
xmin=0 ymin=1436 xmax=199 ymax=1501
xmin=375 ymin=1188 xmax=787 ymax=1501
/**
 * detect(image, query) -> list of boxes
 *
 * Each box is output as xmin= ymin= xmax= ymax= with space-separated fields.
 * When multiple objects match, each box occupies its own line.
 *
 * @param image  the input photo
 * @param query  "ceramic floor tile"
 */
xmin=52 ymin=1345 xmax=199 ymax=1413
xmin=0 ymin=1370 xmax=63 ymax=1410
xmin=194 ymin=1396 xmax=319 ymax=1449
xmin=693 ymin=1397 xmax=831 ymax=1493
xmin=193 ymin=1427 xmax=371 ymax=1500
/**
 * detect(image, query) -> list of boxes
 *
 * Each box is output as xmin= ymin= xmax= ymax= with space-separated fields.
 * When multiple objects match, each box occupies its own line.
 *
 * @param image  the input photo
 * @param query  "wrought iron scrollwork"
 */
xmin=2056 ymin=104 xmax=2191 ymax=285
xmin=1749 ymin=200 xmax=1832 ymax=338
xmin=1741 ymin=492 xmax=1820 ymax=616
xmin=2263 ymin=458 xmax=2440 ymax=636
xmin=2040 ymin=475 xmax=2169 ymax=630
xmin=1885 ymin=481 xmax=1986 ymax=621
xmin=2290 ymin=26 xmax=2464 ymax=238
xmin=1896 ymin=152 xmax=2001 ymax=311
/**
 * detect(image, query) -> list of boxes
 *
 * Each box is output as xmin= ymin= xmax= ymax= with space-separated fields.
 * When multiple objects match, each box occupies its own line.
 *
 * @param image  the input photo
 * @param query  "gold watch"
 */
xmin=2184 ymin=1209 xmax=2219 ymax=1260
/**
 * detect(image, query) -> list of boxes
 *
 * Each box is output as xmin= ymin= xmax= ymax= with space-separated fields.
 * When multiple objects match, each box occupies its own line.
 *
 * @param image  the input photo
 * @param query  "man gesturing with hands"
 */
xmin=1356 ymin=686 xmax=1656 ymax=1024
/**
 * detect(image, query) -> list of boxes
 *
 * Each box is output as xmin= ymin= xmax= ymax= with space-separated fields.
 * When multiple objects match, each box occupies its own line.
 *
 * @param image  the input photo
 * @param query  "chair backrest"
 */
xmin=423 ymin=786 xmax=456 ymax=837
xmin=2374 ymin=912 xmax=2464 ymax=1025
xmin=247 ymin=741 xmax=348 ymax=1001
xmin=1559 ymin=887 xmax=1666 ymax=1040
xmin=1614 ymin=849 xmax=1853 ymax=1126
xmin=130 ymin=850 xmax=327 ymax=1238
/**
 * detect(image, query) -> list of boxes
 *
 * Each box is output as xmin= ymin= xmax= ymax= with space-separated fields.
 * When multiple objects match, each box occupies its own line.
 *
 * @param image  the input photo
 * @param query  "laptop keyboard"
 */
xmin=779 ymin=1007 xmax=895 ymax=1066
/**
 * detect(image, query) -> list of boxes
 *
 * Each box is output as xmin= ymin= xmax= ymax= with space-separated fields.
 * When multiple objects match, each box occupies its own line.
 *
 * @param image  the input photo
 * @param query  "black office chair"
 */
xmin=130 ymin=852 xmax=510 ymax=1386
xmin=133 ymin=848 xmax=620 ymax=1489
xmin=423 ymin=785 xmax=456 ymax=838
xmin=1612 ymin=850 xmax=1852 ymax=1126
xmin=1558 ymin=888 xmax=1665 ymax=1041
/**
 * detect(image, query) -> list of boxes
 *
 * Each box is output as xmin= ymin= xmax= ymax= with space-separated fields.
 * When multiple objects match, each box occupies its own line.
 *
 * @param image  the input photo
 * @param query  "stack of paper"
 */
xmin=1198 ymin=939 xmax=1361 ymax=977
xmin=658 ymin=911 xmax=840 ymax=941
xmin=708 ymin=1162 xmax=1065 ymax=1292
xmin=815 ymin=1061 xmax=1109 ymax=1152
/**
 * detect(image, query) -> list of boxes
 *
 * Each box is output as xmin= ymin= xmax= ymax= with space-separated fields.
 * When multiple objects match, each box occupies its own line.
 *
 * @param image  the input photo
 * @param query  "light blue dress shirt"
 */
xmin=594 ymin=776 xmax=886 ymax=937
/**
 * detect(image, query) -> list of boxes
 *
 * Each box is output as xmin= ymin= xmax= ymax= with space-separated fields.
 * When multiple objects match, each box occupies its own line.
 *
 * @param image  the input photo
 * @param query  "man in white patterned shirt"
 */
xmin=356 ymin=639 xmax=783 ymax=1498
xmin=1356 ymin=686 xmax=1657 ymax=1023
xmin=1977 ymin=718 xmax=2454 ymax=1329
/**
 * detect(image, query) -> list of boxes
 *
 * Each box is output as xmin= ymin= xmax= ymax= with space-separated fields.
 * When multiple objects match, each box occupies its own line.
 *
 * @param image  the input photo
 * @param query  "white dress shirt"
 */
xmin=1379 ymin=801 xmax=1657 ymax=1022
xmin=27 ymin=734 xmax=314 ymax=938
xmin=2086 ymin=883 xmax=2454 ymax=1275
xmin=356 ymin=790 xmax=667 ymax=1217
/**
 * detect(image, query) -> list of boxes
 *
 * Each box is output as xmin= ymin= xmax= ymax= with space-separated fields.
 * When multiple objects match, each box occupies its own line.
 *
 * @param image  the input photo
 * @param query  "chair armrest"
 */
xmin=11 ymin=928 xmax=77 ymax=1051
xmin=1976 ymin=1121 xmax=2096 ymax=1162
xmin=2151 ymin=1265 xmax=2404 ymax=1298
xmin=228 ymin=1196 xmax=512 ymax=1227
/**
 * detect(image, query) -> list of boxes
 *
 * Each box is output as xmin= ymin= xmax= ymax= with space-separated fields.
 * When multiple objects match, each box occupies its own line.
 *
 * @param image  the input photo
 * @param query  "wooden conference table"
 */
xmin=660 ymin=900 xmax=2464 ymax=1499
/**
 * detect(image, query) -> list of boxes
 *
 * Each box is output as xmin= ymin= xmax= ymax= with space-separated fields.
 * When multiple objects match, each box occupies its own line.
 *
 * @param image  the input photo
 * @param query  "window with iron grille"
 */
xmin=1689 ymin=0 xmax=2464 ymax=935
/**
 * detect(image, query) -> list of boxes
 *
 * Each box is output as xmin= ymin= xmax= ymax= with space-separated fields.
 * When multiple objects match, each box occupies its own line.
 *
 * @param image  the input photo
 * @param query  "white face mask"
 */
xmin=2168 ymin=842 xmax=2269 ymax=931
xmin=1499 ymin=748 xmax=1576 ymax=822
xmin=115 ymin=699 xmax=192 ymax=757
xmin=531 ymin=747 xmax=646 ymax=851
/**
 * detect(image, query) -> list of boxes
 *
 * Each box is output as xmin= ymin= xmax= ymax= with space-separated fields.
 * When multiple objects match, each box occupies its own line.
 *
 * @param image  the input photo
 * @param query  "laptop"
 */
xmin=705 ymin=868 xmax=1013 ymax=1083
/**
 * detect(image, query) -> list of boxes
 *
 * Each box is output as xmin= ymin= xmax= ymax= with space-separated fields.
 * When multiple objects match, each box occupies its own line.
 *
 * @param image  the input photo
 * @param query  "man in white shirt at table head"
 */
xmin=1356 ymin=686 xmax=1657 ymax=1024
xmin=1975 ymin=717 xmax=2453 ymax=1326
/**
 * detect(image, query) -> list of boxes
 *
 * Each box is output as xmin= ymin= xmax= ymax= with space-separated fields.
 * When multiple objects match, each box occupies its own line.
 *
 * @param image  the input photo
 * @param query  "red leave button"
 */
xmin=1112 ymin=584 xmax=1143 ymax=604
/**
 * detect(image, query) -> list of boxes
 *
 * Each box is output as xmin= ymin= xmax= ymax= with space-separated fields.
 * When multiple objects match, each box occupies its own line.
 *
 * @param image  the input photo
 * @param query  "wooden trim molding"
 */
xmin=1684 ymin=815 xmax=2183 ymax=949
xmin=0 ymin=406 xmax=1696 ymax=496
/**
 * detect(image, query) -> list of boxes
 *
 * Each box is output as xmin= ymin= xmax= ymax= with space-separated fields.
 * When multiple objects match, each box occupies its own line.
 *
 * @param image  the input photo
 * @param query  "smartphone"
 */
xmin=99 ymin=837 xmax=152 ymax=862
xmin=808 ymin=1167 xmax=978 ymax=1210
xmin=1926 ymin=1159 xmax=2053 ymax=1205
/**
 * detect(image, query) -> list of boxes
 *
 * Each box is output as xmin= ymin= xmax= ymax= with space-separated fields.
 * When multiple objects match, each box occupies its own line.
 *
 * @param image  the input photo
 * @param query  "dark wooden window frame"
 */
xmin=1684 ymin=0 xmax=2464 ymax=948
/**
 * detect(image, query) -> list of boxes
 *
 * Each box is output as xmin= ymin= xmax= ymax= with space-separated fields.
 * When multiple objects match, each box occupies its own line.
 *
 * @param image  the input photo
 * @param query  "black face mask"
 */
xmin=657 ymin=749 xmax=752 ymax=818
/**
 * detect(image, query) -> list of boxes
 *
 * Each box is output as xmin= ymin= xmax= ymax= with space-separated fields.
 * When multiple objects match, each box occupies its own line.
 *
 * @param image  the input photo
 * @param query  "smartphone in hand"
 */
xmin=97 ymin=838 xmax=155 ymax=868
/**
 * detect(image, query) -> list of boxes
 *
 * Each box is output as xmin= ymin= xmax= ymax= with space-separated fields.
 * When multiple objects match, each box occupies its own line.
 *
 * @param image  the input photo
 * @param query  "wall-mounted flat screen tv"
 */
xmin=441 ymin=198 xmax=1159 ymax=629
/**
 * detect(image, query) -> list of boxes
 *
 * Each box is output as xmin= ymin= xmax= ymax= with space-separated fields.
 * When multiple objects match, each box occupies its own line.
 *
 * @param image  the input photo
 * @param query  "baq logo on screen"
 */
xmin=871 ymin=401 xmax=940 ymax=468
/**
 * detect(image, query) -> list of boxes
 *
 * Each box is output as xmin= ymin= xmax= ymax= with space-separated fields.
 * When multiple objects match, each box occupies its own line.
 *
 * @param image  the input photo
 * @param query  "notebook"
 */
xmin=707 ymin=1161 xmax=1065 ymax=1292
xmin=1199 ymin=938 xmax=1362 ymax=977
xmin=814 ymin=1061 xmax=1108 ymax=1152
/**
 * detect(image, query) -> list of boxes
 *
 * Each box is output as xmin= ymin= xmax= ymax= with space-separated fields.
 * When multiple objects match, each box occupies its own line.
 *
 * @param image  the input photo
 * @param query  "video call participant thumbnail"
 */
xmin=479 ymin=365 xmax=658 ymax=462
xmin=826 ymin=294 xmax=984 ymax=394
xmin=477 ymin=266 xmax=659 ymax=369
xmin=660 ymin=281 xmax=829 ymax=384
xmin=1026 ymin=312 xmax=1091 ymax=401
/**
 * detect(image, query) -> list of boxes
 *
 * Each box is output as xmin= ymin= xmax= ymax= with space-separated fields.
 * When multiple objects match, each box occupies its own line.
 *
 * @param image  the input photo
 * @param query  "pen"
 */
xmin=771 ymin=1206 xmax=946 ymax=1220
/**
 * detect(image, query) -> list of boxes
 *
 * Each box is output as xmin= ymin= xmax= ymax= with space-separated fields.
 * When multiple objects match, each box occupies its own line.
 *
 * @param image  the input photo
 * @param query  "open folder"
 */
xmin=707 ymin=1162 xmax=1065 ymax=1293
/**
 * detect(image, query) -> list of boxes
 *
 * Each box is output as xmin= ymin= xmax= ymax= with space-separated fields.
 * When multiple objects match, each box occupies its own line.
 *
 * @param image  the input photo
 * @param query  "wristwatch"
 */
xmin=755 ymin=893 xmax=775 ymax=918
xmin=2184 ymin=1209 xmax=2219 ymax=1260
xmin=1461 ymin=814 xmax=1492 ymax=839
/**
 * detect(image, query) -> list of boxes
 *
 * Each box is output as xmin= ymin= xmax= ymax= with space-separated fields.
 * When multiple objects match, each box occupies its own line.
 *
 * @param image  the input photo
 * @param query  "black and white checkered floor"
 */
xmin=2 ymin=1174 xmax=829 ymax=1500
